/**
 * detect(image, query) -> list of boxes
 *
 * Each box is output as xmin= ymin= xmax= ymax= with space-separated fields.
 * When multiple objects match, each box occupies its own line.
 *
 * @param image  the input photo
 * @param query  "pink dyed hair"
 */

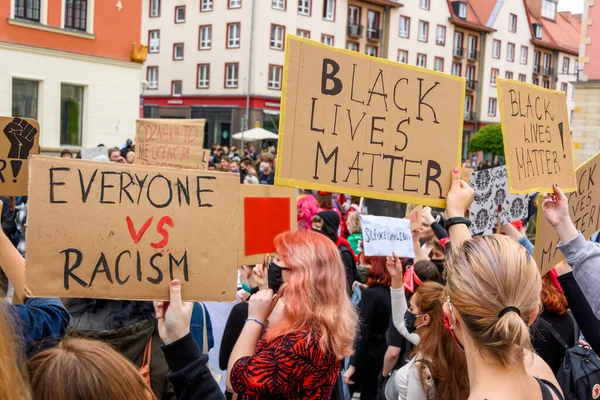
xmin=296 ymin=195 xmax=319 ymax=230
xmin=266 ymin=230 xmax=358 ymax=359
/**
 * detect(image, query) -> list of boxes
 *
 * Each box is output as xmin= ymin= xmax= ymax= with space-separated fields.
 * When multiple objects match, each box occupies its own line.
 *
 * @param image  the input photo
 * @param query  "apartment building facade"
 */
xmin=0 ymin=0 xmax=143 ymax=151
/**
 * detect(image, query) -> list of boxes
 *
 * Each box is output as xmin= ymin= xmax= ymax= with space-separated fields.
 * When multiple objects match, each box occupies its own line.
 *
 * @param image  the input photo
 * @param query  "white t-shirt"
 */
xmin=393 ymin=356 xmax=435 ymax=400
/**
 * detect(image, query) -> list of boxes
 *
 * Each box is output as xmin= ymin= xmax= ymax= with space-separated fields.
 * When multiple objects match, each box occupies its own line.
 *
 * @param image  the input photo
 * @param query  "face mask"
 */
xmin=268 ymin=261 xmax=285 ymax=294
xmin=232 ymin=168 xmax=239 ymax=173
xmin=260 ymin=162 xmax=269 ymax=172
xmin=404 ymin=310 xmax=424 ymax=334
xmin=241 ymin=281 xmax=252 ymax=293
xmin=432 ymin=259 xmax=445 ymax=272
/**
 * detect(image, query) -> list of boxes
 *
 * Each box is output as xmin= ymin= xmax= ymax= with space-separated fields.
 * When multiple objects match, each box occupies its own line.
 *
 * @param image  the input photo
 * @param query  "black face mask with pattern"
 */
xmin=268 ymin=261 xmax=285 ymax=294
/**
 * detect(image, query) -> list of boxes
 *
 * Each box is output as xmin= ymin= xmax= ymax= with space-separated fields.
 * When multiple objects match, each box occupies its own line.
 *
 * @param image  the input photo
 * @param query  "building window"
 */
xmin=399 ymin=16 xmax=410 ymax=38
xmin=227 ymin=23 xmax=241 ymax=48
xmin=534 ymin=24 xmax=543 ymax=39
xmin=149 ymin=30 xmax=160 ymax=53
xmin=201 ymin=0 xmax=212 ymax=11
xmin=65 ymin=0 xmax=88 ymax=31
xmin=466 ymin=64 xmax=475 ymax=82
xmin=149 ymin=0 xmax=160 ymax=17
xmin=541 ymin=0 xmax=556 ymax=20
xmin=270 ymin=24 xmax=285 ymax=50
xmin=366 ymin=45 xmax=377 ymax=57
xmin=488 ymin=97 xmax=497 ymax=117
xmin=173 ymin=43 xmax=184 ymax=60
xmin=533 ymin=51 xmax=541 ymax=73
xmin=453 ymin=31 xmax=463 ymax=56
xmin=533 ymin=77 xmax=539 ymax=85
xmin=367 ymin=10 xmax=380 ymax=40
xmin=518 ymin=73 xmax=526 ymax=82
xmin=297 ymin=29 xmax=310 ymax=38
xmin=199 ymin=25 xmax=211 ymax=49
xmin=147 ymin=67 xmax=158 ymax=89
xmin=418 ymin=20 xmax=428 ymax=42
xmin=562 ymin=57 xmax=570 ymax=74
xmin=321 ymin=34 xmax=334 ymax=46
xmin=11 ymin=79 xmax=38 ymax=119
xmin=346 ymin=41 xmax=359 ymax=52
xmin=451 ymin=62 xmax=461 ymax=76
xmin=348 ymin=5 xmax=360 ymax=26
xmin=509 ymin=13 xmax=517 ymax=32
xmin=467 ymin=35 xmax=477 ymax=59
xmin=60 ymin=84 xmax=84 ymax=146
xmin=197 ymin=64 xmax=210 ymax=88
xmin=542 ymin=80 xmax=550 ymax=89
xmin=323 ymin=0 xmax=335 ymax=21
xmin=543 ymin=53 xmax=552 ymax=74
xmin=171 ymin=81 xmax=182 ymax=97
xmin=490 ymin=68 xmax=499 ymax=87
xmin=434 ymin=57 xmax=443 ymax=72
xmin=492 ymin=39 xmax=501 ymax=59
xmin=420 ymin=0 xmax=429 ymax=10
xmin=298 ymin=0 xmax=311 ymax=15
xmin=416 ymin=53 xmax=426 ymax=68
xmin=505 ymin=71 xmax=513 ymax=79
xmin=436 ymin=25 xmax=446 ymax=45
xmin=520 ymin=46 xmax=528 ymax=64
xmin=225 ymin=63 xmax=239 ymax=88
xmin=561 ymin=82 xmax=568 ymax=92
xmin=397 ymin=49 xmax=408 ymax=63
xmin=464 ymin=95 xmax=473 ymax=119
xmin=272 ymin=0 xmax=285 ymax=10
xmin=229 ymin=0 xmax=241 ymax=8
xmin=507 ymin=43 xmax=515 ymax=62
xmin=457 ymin=2 xmax=466 ymax=18
xmin=268 ymin=65 xmax=283 ymax=90
xmin=175 ymin=5 xmax=185 ymax=23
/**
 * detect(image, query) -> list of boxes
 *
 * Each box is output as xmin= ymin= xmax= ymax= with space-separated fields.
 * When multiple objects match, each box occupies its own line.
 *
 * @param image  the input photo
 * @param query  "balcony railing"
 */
xmin=467 ymin=50 xmax=479 ymax=61
xmin=366 ymin=29 xmax=382 ymax=41
xmin=543 ymin=67 xmax=553 ymax=76
xmin=347 ymin=24 xmax=363 ymax=38
xmin=533 ymin=64 xmax=541 ymax=74
xmin=453 ymin=47 xmax=464 ymax=58
xmin=464 ymin=110 xmax=475 ymax=121
xmin=466 ymin=80 xmax=478 ymax=91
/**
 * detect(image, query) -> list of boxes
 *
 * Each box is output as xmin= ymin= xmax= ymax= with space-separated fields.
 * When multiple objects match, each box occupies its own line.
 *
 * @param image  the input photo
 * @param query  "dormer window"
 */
xmin=533 ymin=23 xmax=542 ymax=39
xmin=452 ymin=1 xmax=467 ymax=19
xmin=541 ymin=0 xmax=556 ymax=20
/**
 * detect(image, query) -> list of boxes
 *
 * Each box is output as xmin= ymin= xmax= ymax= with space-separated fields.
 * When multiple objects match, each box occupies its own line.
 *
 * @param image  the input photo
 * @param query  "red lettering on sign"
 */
xmin=126 ymin=216 xmax=154 ymax=244
xmin=151 ymin=216 xmax=174 ymax=249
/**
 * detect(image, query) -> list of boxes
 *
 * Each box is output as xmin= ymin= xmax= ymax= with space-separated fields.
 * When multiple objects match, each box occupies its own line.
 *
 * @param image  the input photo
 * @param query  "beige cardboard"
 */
xmin=25 ymin=156 xmax=240 ymax=301
xmin=407 ymin=206 xmax=422 ymax=230
xmin=534 ymin=151 xmax=600 ymax=276
xmin=0 ymin=116 xmax=40 ymax=195
xmin=275 ymin=36 xmax=465 ymax=208
xmin=238 ymin=185 xmax=297 ymax=265
xmin=497 ymin=78 xmax=576 ymax=194
xmin=135 ymin=119 xmax=206 ymax=170
xmin=200 ymin=149 xmax=211 ymax=170
xmin=461 ymin=167 xmax=475 ymax=183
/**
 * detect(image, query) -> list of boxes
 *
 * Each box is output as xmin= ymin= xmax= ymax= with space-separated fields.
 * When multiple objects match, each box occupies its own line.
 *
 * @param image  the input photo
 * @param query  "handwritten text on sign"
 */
xmin=276 ymin=36 xmax=465 ymax=208
xmin=135 ymin=119 xmax=206 ymax=170
xmin=497 ymin=79 xmax=576 ymax=194
xmin=360 ymin=215 xmax=415 ymax=258
xmin=534 ymin=152 xmax=600 ymax=276
xmin=25 ymin=156 xmax=240 ymax=301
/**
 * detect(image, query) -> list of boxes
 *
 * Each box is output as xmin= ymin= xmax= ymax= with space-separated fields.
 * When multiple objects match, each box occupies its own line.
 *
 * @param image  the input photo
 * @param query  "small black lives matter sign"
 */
xmin=497 ymin=78 xmax=576 ymax=194
xmin=275 ymin=35 xmax=465 ymax=208
xmin=0 ymin=116 xmax=40 ymax=195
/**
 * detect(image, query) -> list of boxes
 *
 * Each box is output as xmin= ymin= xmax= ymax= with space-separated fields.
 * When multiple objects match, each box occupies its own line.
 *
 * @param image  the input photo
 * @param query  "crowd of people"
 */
xmin=2 ymin=136 xmax=600 ymax=399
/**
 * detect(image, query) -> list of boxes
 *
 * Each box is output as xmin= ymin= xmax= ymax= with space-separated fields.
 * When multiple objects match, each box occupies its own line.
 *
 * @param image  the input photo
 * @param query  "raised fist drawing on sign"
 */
xmin=3 ymin=117 xmax=38 ymax=160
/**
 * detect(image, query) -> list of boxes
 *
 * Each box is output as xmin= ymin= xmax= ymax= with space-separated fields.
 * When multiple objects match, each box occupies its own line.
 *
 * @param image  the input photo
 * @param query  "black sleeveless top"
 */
xmin=536 ymin=377 xmax=564 ymax=400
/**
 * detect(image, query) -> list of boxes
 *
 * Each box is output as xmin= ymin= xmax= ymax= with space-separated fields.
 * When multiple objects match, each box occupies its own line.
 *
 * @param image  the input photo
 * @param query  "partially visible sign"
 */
xmin=497 ymin=78 xmax=576 ymax=194
xmin=461 ymin=167 xmax=475 ymax=183
xmin=81 ymin=146 xmax=109 ymax=161
xmin=407 ymin=206 xmax=422 ymax=230
xmin=0 ymin=116 xmax=40 ymax=195
xmin=200 ymin=149 xmax=211 ymax=170
xmin=360 ymin=215 xmax=415 ymax=258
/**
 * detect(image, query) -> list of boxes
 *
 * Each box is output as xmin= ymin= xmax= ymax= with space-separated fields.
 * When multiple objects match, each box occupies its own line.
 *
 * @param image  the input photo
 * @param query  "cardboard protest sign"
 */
xmin=461 ymin=167 xmax=475 ymax=183
xmin=360 ymin=215 xmax=415 ymax=257
xmin=534 ymin=151 xmax=600 ymax=275
xmin=407 ymin=206 xmax=422 ymax=230
xmin=469 ymin=166 xmax=533 ymax=235
xmin=200 ymin=149 xmax=211 ymax=170
xmin=0 ymin=116 xmax=40 ymax=195
xmin=275 ymin=35 xmax=465 ymax=208
xmin=135 ymin=119 xmax=206 ymax=169
xmin=81 ymin=146 xmax=109 ymax=160
xmin=497 ymin=78 xmax=576 ymax=194
xmin=239 ymin=185 xmax=296 ymax=265
xmin=25 ymin=156 xmax=240 ymax=301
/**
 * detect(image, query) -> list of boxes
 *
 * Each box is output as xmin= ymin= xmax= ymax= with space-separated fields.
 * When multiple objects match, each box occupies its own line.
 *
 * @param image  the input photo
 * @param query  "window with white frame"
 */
xmin=457 ymin=2 xmax=466 ymax=18
xmin=323 ymin=0 xmax=335 ymax=21
xmin=507 ymin=43 xmax=515 ymax=62
xmin=467 ymin=35 xmax=477 ymax=58
xmin=147 ymin=67 xmax=158 ymax=89
xmin=367 ymin=10 xmax=380 ymax=39
xmin=492 ymin=39 xmax=501 ymax=58
xmin=149 ymin=30 xmax=160 ymax=53
xmin=416 ymin=53 xmax=426 ymax=68
xmin=534 ymin=24 xmax=543 ymax=39
xmin=227 ymin=23 xmax=240 ymax=48
xmin=436 ymin=25 xmax=445 ymax=45
xmin=397 ymin=50 xmax=408 ymax=63
xmin=509 ymin=13 xmax=517 ymax=32
xmin=225 ymin=63 xmax=239 ymax=88
xmin=321 ymin=34 xmax=334 ymax=46
xmin=199 ymin=25 xmax=211 ymax=49
xmin=270 ymin=25 xmax=284 ymax=50
xmin=519 ymin=73 xmax=526 ymax=82
xmin=197 ymin=64 xmax=210 ymax=88
xmin=11 ymin=78 xmax=39 ymax=120
xmin=451 ymin=62 xmax=461 ymax=76
xmin=268 ymin=65 xmax=283 ymax=90
xmin=543 ymin=53 xmax=552 ymax=74
xmin=399 ymin=16 xmax=410 ymax=38
xmin=172 ymin=81 xmax=182 ymax=97
xmin=297 ymin=29 xmax=310 ymax=38
xmin=561 ymin=82 xmax=568 ymax=92
xmin=173 ymin=43 xmax=184 ymax=60
xmin=505 ymin=71 xmax=513 ymax=79
xmin=520 ymin=46 xmax=528 ymax=64
xmin=346 ymin=42 xmax=359 ymax=52
xmin=490 ymin=68 xmax=498 ymax=86
xmin=298 ymin=0 xmax=310 ymax=15
xmin=464 ymin=95 xmax=472 ymax=119
xmin=434 ymin=57 xmax=443 ymax=72
xmin=418 ymin=21 xmax=428 ymax=42
xmin=420 ymin=0 xmax=429 ymax=9
xmin=150 ymin=0 xmax=160 ymax=17
xmin=563 ymin=57 xmax=570 ymax=74
xmin=272 ymin=0 xmax=285 ymax=10
xmin=366 ymin=45 xmax=377 ymax=57
xmin=534 ymin=51 xmax=541 ymax=72
xmin=466 ymin=64 xmax=475 ymax=81
xmin=175 ymin=6 xmax=185 ymax=22
xmin=541 ymin=0 xmax=556 ymax=20
xmin=64 ymin=0 xmax=89 ymax=30
xmin=453 ymin=31 xmax=463 ymax=56
xmin=201 ymin=0 xmax=212 ymax=11
xmin=348 ymin=5 xmax=360 ymax=25
xmin=229 ymin=0 xmax=241 ymax=8
xmin=488 ymin=97 xmax=497 ymax=116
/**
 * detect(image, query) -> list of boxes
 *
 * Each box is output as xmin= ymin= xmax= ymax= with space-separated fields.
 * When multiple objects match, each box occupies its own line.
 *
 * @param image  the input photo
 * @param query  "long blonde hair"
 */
xmin=444 ymin=234 xmax=541 ymax=367
xmin=266 ymin=230 xmax=358 ymax=359
xmin=0 ymin=301 xmax=30 ymax=400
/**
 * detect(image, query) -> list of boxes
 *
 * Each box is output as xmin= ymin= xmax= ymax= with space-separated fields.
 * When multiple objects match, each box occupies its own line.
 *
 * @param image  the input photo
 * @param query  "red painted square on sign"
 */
xmin=244 ymin=197 xmax=291 ymax=256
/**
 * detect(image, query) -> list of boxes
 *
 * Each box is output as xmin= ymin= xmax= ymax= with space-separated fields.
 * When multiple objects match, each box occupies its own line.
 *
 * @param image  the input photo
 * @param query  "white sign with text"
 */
xmin=360 ymin=215 xmax=415 ymax=258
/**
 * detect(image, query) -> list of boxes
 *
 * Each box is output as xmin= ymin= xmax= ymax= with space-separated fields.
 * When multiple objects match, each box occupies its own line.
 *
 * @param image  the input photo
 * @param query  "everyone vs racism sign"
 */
xmin=0 ymin=116 xmax=40 ymax=195
xmin=25 ymin=156 xmax=240 ymax=301
xmin=497 ymin=78 xmax=576 ymax=194
xmin=275 ymin=36 xmax=465 ymax=208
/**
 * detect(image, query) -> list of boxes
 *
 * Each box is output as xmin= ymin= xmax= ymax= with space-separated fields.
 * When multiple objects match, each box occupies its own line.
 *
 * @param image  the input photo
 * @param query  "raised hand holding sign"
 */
xmin=0 ymin=116 xmax=40 ymax=194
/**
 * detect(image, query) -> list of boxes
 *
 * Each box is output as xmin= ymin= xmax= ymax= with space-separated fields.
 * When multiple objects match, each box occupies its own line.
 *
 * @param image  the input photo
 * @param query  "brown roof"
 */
xmin=524 ymin=2 xmax=580 ymax=55
xmin=446 ymin=0 xmax=496 ymax=32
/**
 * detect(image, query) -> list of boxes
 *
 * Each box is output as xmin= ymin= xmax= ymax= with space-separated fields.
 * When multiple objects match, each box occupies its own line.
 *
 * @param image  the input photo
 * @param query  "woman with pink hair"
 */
xmin=296 ymin=194 xmax=319 ymax=230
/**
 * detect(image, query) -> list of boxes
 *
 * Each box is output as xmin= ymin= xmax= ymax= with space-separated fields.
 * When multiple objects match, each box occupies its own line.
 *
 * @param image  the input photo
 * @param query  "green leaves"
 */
xmin=468 ymin=124 xmax=504 ymax=157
